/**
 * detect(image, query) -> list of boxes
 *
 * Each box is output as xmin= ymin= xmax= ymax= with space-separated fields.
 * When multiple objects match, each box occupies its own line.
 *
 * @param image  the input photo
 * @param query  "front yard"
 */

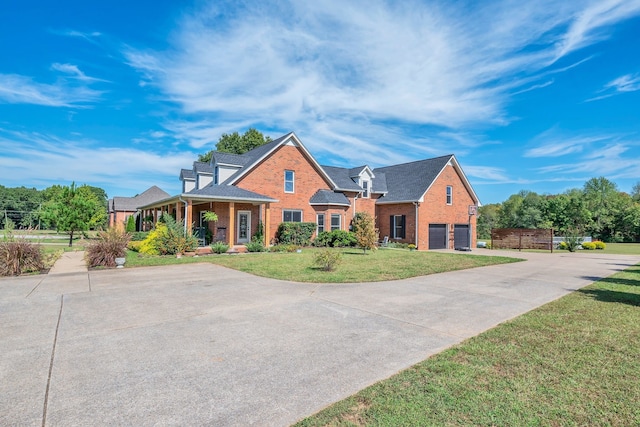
xmin=124 ymin=248 xmax=522 ymax=283
xmin=295 ymin=263 xmax=640 ymax=426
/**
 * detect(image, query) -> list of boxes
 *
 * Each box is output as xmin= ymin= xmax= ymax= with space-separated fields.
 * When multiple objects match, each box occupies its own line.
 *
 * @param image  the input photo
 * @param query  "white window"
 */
xmin=316 ymin=214 xmax=325 ymax=234
xmin=331 ymin=214 xmax=341 ymax=231
xmin=284 ymin=170 xmax=295 ymax=193
xmin=283 ymin=209 xmax=302 ymax=222
xmin=446 ymin=186 xmax=453 ymax=205
xmin=362 ymin=180 xmax=369 ymax=198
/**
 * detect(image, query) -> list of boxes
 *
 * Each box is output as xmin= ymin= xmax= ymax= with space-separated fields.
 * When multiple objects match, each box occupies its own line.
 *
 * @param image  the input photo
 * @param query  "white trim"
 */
xmin=284 ymin=170 xmax=295 ymax=193
xmin=446 ymin=185 xmax=453 ymax=205
xmin=330 ymin=213 xmax=341 ymax=231
xmin=316 ymin=213 xmax=325 ymax=234
xmin=226 ymin=132 xmax=339 ymax=190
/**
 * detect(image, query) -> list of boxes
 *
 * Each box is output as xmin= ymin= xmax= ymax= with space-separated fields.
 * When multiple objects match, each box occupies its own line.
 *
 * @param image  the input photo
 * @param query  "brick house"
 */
xmin=108 ymin=185 xmax=170 ymax=230
xmin=138 ymin=132 xmax=480 ymax=250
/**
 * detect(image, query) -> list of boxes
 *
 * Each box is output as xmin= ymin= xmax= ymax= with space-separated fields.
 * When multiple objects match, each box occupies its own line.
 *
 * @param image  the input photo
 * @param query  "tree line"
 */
xmin=1 ymin=183 xmax=108 ymax=246
xmin=477 ymin=177 xmax=640 ymax=242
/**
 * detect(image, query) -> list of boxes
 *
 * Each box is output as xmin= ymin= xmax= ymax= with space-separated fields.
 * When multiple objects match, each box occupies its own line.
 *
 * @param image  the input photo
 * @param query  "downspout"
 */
xmin=413 ymin=202 xmax=420 ymax=249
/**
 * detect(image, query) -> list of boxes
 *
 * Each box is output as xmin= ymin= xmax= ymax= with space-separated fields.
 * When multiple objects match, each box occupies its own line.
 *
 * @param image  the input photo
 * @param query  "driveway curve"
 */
xmin=1 ymin=249 xmax=638 ymax=426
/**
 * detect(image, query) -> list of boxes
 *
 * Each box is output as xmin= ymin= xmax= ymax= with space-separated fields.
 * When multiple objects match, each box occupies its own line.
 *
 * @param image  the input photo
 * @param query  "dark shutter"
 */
xmin=390 ymin=215 xmax=394 ymax=238
xmin=400 ymin=215 xmax=406 ymax=239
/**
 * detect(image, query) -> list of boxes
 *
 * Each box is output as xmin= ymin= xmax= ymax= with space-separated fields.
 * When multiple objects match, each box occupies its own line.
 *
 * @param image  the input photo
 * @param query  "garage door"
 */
xmin=454 ymin=224 xmax=470 ymax=249
xmin=428 ymin=224 xmax=447 ymax=249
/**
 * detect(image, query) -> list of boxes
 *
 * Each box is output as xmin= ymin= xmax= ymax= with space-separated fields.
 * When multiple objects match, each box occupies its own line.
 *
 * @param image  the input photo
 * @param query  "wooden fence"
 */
xmin=491 ymin=228 xmax=554 ymax=252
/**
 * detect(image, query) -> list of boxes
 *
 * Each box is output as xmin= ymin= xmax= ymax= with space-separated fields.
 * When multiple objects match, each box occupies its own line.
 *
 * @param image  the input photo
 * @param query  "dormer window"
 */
xmin=362 ymin=180 xmax=370 ymax=198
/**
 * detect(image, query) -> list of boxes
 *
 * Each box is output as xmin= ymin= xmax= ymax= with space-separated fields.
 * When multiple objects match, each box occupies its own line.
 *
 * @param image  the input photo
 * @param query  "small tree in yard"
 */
xmin=40 ymin=183 xmax=107 ymax=247
xmin=86 ymin=227 xmax=131 ymax=268
xmin=352 ymin=212 xmax=379 ymax=254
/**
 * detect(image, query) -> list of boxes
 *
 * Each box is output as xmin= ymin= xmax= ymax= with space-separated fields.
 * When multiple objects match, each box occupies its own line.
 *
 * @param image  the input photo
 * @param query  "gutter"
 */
xmin=413 ymin=202 xmax=420 ymax=248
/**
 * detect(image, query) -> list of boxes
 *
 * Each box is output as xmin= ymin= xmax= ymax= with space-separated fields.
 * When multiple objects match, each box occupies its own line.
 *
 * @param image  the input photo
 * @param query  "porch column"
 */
xmin=176 ymin=202 xmax=182 ymax=222
xmin=264 ymin=203 xmax=271 ymax=247
xmin=186 ymin=199 xmax=193 ymax=233
xmin=228 ymin=202 xmax=235 ymax=246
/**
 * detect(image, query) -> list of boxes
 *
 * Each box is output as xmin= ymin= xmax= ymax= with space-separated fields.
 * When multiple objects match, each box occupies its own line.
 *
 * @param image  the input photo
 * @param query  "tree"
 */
xmin=198 ymin=128 xmax=272 ymax=161
xmin=477 ymin=204 xmax=501 ymax=239
xmin=631 ymin=181 xmax=640 ymax=202
xmin=583 ymin=177 xmax=618 ymax=239
xmin=40 ymin=183 xmax=107 ymax=246
xmin=352 ymin=212 xmax=379 ymax=254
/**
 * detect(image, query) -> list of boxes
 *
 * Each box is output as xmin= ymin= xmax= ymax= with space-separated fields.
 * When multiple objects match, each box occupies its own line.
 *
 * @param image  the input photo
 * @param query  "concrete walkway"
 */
xmin=47 ymin=251 xmax=87 ymax=275
xmin=1 ymin=250 xmax=639 ymax=426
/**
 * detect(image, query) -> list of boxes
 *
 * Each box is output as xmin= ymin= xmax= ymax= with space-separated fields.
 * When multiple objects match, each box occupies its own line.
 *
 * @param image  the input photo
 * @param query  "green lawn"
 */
xmin=599 ymin=242 xmax=640 ymax=255
xmin=295 ymin=264 xmax=640 ymax=426
xmin=125 ymin=248 xmax=522 ymax=283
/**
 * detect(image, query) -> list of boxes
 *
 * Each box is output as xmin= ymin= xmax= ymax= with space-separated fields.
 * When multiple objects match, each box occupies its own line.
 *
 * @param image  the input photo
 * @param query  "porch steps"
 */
xmin=227 ymin=245 xmax=248 ymax=254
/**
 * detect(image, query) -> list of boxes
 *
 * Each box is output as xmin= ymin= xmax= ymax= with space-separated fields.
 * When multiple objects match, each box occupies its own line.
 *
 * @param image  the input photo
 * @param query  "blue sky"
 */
xmin=1 ymin=0 xmax=640 ymax=204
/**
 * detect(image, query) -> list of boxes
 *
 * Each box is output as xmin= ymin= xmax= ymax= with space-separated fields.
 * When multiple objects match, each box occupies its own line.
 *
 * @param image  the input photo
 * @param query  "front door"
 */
xmin=237 ymin=211 xmax=251 ymax=243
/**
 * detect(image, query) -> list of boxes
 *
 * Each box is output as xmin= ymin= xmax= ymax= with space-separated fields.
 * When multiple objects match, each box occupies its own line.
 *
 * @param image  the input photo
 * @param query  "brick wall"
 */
xmin=419 ymin=164 xmax=477 ymax=249
xmin=236 ymin=145 xmax=334 ymax=242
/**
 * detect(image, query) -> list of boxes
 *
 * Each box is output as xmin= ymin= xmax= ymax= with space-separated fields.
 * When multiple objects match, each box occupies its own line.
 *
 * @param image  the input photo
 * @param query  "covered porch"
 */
xmin=137 ymin=186 xmax=278 ymax=247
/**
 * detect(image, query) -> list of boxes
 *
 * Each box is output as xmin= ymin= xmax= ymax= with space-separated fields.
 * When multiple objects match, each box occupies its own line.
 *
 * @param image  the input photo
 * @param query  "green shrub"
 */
xmin=138 ymin=214 xmax=197 ymax=255
xmin=0 ymin=239 xmax=44 ymax=276
xmin=313 ymin=248 xmax=342 ymax=271
xmin=269 ymin=244 xmax=300 ymax=253
xmin=86 ymin=227 xmax=131 ymax=268
xmin=211 ymin=241 xmax=230 ymax=254
xmin=594 ymin=241 xmax=606 ymax=250
xmin=558 ymin=241 xmax=568 ymax=250
xmin=313 ymin=230 xmax=357 ymax=247
xmin=125 ymin=216 xmax=136 ymax=233
xmin=581 ymin=242 xmax=596 ymax=250
xmin=127 ymin=241 xmax=142 ymax=252
xmin=253 ymin=221 xmax=264 ymax=244
xmin=276 ymin=222 xmax=316 ymax=246
xmin=245 ymin=239 xmax=266 ymax=252
xmin=130 ymin=231 xmax=149 ymax=241
xmin=562 ymin=228 xmax=583 ymax=252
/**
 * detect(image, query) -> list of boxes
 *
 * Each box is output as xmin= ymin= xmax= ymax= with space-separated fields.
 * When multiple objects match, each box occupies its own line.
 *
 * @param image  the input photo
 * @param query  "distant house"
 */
xmin=108 ymin=186 xmax=170 ymax=230
xmin=138 ymin=132 xmax=480 ymax=249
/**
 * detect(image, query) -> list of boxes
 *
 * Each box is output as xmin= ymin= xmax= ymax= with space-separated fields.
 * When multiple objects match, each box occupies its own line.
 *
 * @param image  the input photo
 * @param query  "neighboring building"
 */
xmin=108 ymin=186 xmax=170 ymax=230
xmin=138 ymin=132 xmax=480 ymax=249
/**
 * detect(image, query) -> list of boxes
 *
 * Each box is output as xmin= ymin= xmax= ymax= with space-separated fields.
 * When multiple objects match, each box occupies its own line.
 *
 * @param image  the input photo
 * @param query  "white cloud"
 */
xmin=586 ymin=72 xmax=640 ymax=102
xmin=0 ymin=68 xmax=104 ymax=107
xmin=121 ymin=0 xmax=640 ymax=167
xmin=0 ymin=129 xmax=193 ymax=197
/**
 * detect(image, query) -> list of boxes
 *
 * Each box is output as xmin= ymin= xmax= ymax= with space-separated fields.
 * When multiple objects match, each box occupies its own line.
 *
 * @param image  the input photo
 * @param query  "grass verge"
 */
xmin=125 ymin=248 xmax=522 ymax=282
xmin=295 ymin=263 xmax=640 ymax=426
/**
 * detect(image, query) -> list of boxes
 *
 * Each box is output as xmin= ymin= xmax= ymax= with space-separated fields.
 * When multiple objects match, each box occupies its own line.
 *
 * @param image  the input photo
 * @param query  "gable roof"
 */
xmin=110 ymin=186 xmax=171 ymax=212
xmin=212 ymin=151 xmax=252 ymax=167
xmin=221 ymin=132 xmax=338 ymax=189
xmin=180 ymin=168 xmax=195 ymax=180
xmin=309 ymin=190 xmax=351 ymax=206
xmin=193 ymin=161 xmax=213 ymax=174
xmin=322 ymin=166 xmax=363 ymax=192
xmin=373 ymin=155 xmax=454 ymax=204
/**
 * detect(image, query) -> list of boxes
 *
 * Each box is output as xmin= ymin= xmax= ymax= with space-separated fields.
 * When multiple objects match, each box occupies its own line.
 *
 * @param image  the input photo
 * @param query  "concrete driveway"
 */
xmin=1 ymin=250 xmax=639 ymax=426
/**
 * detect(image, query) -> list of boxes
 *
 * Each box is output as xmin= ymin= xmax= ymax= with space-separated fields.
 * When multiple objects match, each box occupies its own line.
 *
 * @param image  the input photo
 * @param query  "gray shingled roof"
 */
xmin=373 ymin=155 xmax=453 ymax=203
xmin=348 ymin=166 xmax=368 ymax=178
xmin=221 ymin=133 xmax=294 ymax=185
xmin=372 ymin=172 xmax=388 ymax=194
xmin=180 ymin=169 xmax=195 ymax=180
xmin=321 ymin=166 xmax=363 ymax=191
xmin=309 ymin=190 xmax=351 ymax=206
xmin=193 ymin=161 xmax=213 ymax=174
xmin=186 ymin=183 xmax=277 ymax=202
xmin=111 ymin=186 xmax=171 ymax=212
xmin=212 ymin=152 xmax=251 ymax=167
